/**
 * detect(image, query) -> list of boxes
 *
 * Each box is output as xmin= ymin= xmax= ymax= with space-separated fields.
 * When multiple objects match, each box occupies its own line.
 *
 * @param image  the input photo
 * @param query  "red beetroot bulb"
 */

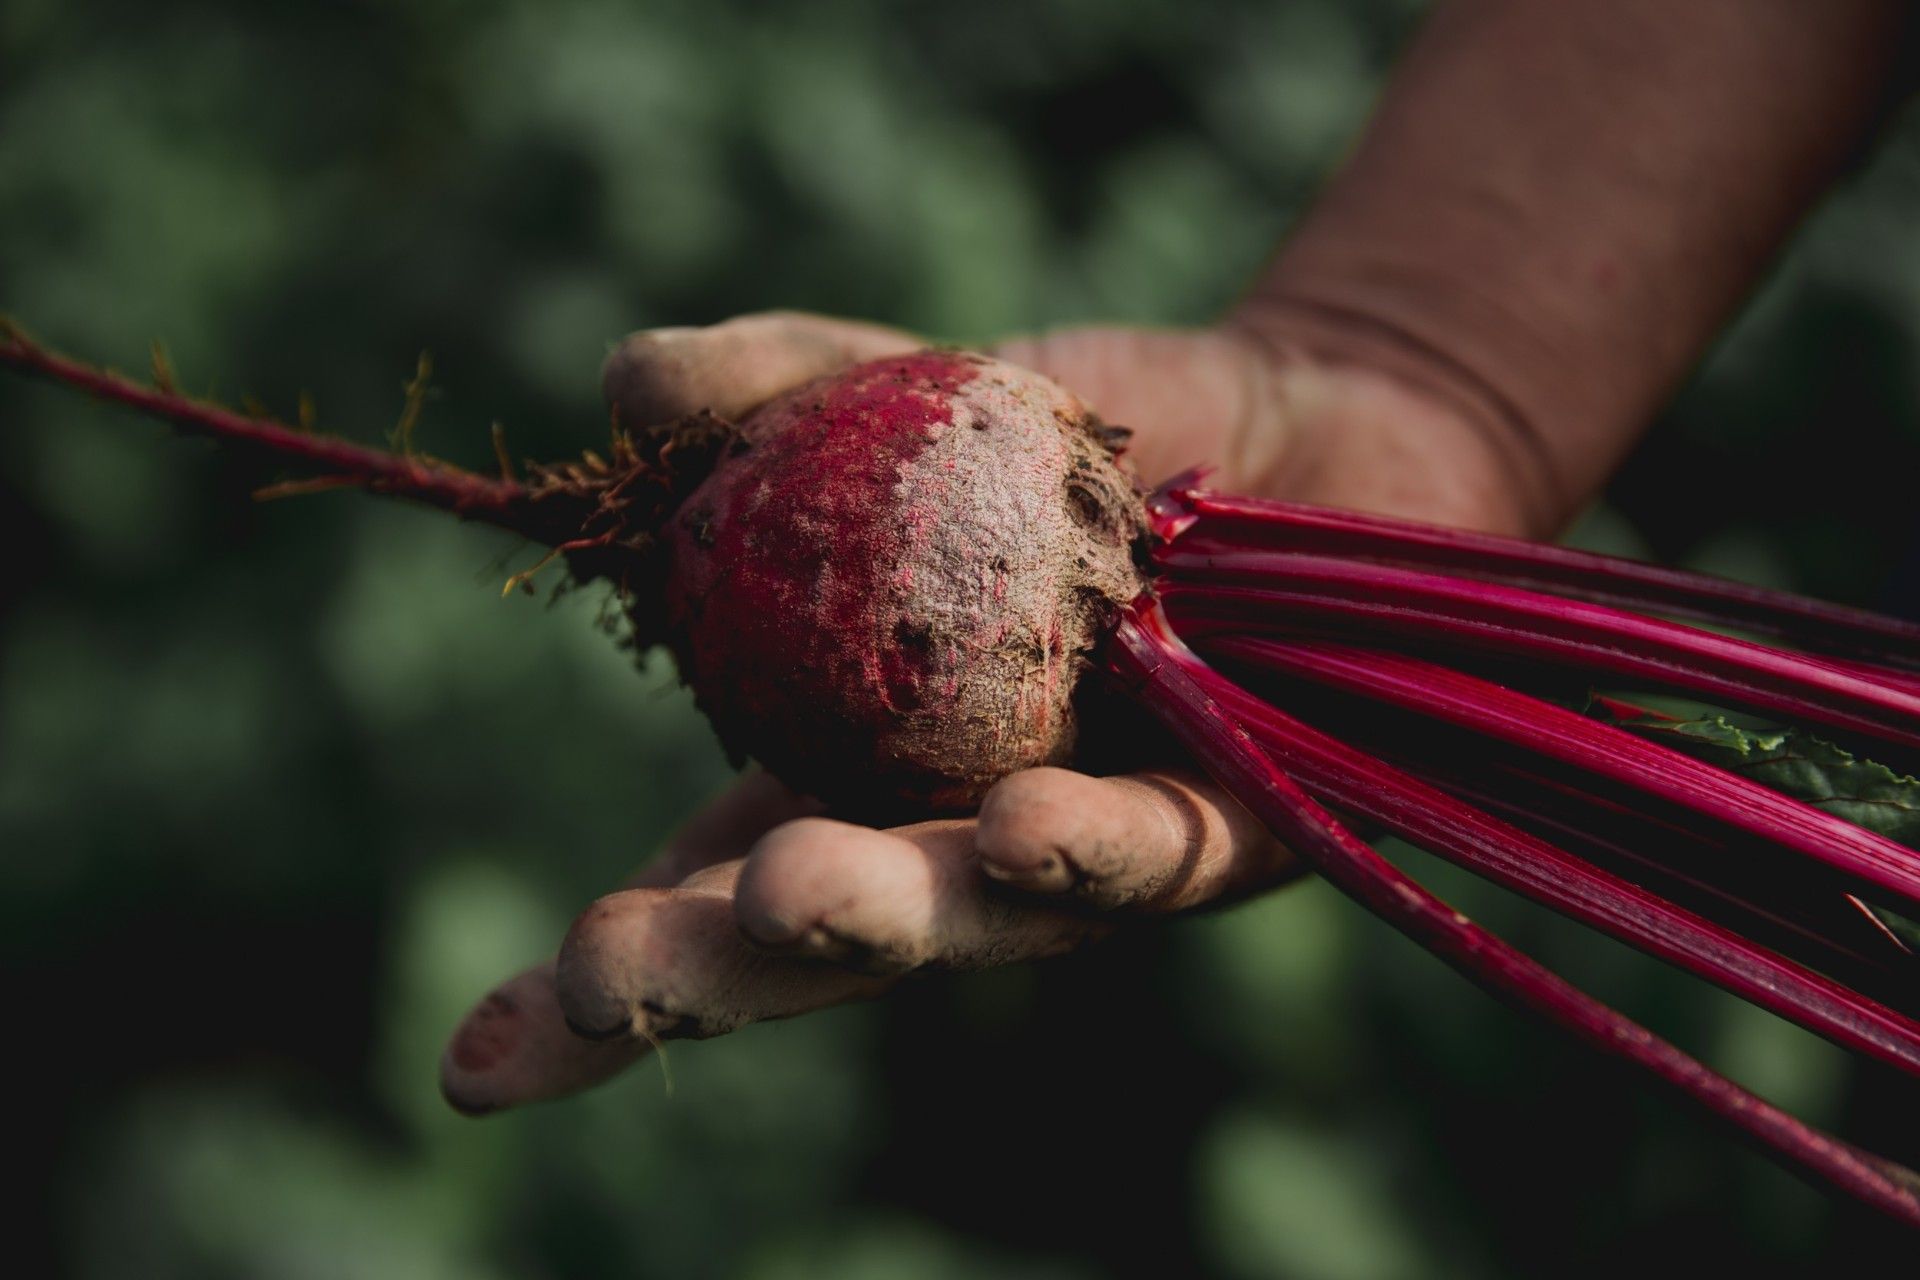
xmin=658 ymin=351 xmax=1149 ymax=813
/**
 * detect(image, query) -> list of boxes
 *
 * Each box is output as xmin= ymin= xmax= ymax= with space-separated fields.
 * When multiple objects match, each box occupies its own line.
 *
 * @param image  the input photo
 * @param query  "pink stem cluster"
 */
xmin=1129 ymin=478 xmax=1920 ymax=1228
xmin=1157 ymin=483 xmax=1920 ymax=671
xmin=1112 ymin=605 xmax=1920 ymax=1228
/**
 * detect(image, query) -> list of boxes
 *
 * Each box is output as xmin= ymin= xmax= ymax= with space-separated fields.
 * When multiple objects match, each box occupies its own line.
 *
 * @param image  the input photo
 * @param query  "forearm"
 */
xmin=1234 ymin=0 xmax=1912 ymax=536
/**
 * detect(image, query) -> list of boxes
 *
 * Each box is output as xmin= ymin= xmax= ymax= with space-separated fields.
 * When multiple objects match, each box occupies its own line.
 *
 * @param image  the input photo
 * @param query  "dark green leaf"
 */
xmin=1597 ymin=710 xmax=1920 ymax=847
xmin=1594 ymin=705 xmax=1920 ymax=950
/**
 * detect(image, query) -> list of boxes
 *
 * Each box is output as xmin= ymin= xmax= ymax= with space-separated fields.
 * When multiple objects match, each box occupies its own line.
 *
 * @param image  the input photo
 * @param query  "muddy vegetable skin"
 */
xmin=660 ymin=351 xmax=1149 ymax=813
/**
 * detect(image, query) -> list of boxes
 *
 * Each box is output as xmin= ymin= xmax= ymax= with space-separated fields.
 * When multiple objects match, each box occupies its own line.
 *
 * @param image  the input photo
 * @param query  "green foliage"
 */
xmin=1599 ymin=708 xmax=1920 ymax=950
xmin=1602 ymin=711 xmax=1920 ymax=848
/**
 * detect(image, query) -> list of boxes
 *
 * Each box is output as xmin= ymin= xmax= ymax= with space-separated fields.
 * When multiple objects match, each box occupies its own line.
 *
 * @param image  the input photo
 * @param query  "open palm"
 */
xmin=441 ymin=310 xmax=1515 ymax=1114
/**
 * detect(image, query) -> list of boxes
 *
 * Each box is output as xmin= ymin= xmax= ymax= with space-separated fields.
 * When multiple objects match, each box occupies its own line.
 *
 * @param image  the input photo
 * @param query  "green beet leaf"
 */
xmin=1595 ymin=704 xmax=1920 ymax=949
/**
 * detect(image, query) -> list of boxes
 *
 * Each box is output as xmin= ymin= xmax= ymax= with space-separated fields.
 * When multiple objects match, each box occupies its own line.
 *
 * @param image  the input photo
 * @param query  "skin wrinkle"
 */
xmin=1099 ymin=777 xmax=1180 ymax=884
xmin=1135 ymin=778 xmax=1215 ymax=909
xmin=1049 ymin=840 xmax=1115 ymax=899
xmin=979 ymin=770 xmax=1283 ymax=912
xmin=1135 ymin=773 xmax=1301 ymax=911
xmin=1071 ymin=776 xmax=1191 ymax=907
xmin=1248 ymin=0 xmax=1912 ymax=536
xmin=1229 ymin=292 xmax=1566 ymax=535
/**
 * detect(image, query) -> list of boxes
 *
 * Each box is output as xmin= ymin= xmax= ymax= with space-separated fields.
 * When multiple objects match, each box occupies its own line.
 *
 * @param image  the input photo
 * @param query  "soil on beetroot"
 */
xmin=659 ymin=351 xmax=1150 ymax=815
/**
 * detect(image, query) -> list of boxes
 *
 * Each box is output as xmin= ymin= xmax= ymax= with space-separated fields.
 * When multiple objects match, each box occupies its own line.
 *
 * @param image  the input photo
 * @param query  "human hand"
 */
xmin=440 ymin=311 xmax=1522 ymax=1114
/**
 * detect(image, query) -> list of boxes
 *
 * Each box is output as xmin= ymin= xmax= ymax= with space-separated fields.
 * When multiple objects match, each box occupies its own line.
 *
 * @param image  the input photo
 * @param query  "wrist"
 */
xmin=1218 ymin=302 xmax=1555 ymax=538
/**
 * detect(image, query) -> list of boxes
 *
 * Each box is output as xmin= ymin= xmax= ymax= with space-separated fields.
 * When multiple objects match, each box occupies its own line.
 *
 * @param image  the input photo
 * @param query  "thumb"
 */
xmin=987 ymin=326 xmax=1295 ymax=489
xmin=602 ymin=311 xmax=923 ymax=427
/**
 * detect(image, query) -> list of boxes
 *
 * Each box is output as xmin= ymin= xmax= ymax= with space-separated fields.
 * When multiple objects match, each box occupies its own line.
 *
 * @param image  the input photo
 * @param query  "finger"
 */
xmin=442 ymin=773 xmax=820 ymax=1116
xmin=973 ymin=767 xmax=1300 ymax=912
xmin=733 ymin=817 xmax=1109 ymax=973
xmin=439 ymin=961 xmax=646 ymax=1116
xmin=988 ymin=326 xmax=1294 ymax=488
xmin=602 ymin=311 xmax=923 ymax=427
xmin=552 ymin=861 xmax=894 ymax=1043
xmin=626 ymin=768 xmax=822 ymax=890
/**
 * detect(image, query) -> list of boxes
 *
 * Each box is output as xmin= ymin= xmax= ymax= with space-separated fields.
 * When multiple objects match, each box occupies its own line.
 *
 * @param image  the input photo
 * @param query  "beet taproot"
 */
xmin=659 ymin=350 xmax=1149 ymax=813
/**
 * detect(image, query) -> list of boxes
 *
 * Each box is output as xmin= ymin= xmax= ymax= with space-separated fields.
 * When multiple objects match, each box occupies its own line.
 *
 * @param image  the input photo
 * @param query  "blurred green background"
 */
xmin=4 ymin=0 xmax=1920 ymax=1274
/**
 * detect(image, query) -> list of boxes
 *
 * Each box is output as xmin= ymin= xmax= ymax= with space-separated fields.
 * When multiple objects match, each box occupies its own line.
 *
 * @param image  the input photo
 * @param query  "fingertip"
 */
xmin=976 ymin=768 xmax=1168 ymax=896
xmin=439 ymin=964 xmax=645 ymax=1117
xmin=440 ymin=987 xmax=520 ymax=1116
xmin=600 ymin=326 xmax=709 ymax=426
xmin=733 ymin=818 xmax=885 ymax=951
xmin=553 ymin=890 xmax=656 ymax=1041
xmin=974 ymin=769 xmax=1083 ymax=892
xmin=736 ymin=817 xmax=964 ymax=973
xmin=601 ymin=312 xmax=923 ymax=427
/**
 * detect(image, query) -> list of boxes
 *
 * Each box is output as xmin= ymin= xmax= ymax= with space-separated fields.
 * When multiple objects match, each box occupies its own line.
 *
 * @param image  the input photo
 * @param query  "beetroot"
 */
xmin=660 ymin=351 xmax=1146 ymax=812
xmin=7 ymin=319 xmax=1920 ymax=1226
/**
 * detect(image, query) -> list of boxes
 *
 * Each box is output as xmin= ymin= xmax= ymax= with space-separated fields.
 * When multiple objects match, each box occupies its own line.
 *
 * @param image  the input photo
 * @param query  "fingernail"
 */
xmin=981 ymin=847 xmax=1077 ymax=894
xmin=804 ymin=924 xmax=855 ymax=957
xmin=446 ymin=991 xmax=521 ymax=1074
xmin=439 ymin=1077 xmax=500 ymax=1118
xmin=792 ymin=923 xmax=908 ymax=976
xmin=563 ymin=1013 xmax=634 ymax=1043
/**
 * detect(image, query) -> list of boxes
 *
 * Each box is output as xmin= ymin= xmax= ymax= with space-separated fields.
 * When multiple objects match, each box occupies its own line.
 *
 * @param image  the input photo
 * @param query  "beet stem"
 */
xmin=1198 ymin=635 xmax=1920 ymax=916
xmin=1195 ymin=670 xmax=1920 ymax=1076
xmin=1158 ymin=560 xmax=1920 ymax=758
xmin=1275 ymin=682 xmax=1920 ymax=994
xmin=1157 ymin=482 xmax=1920 ymax=671
xmin=0 ymin=320 xmax=558 ymax=542
xmin=1108 ymin=602 xmax=1920 ymax=1227
xmin=1405 ymin=757 xmax=1920 ymax=992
